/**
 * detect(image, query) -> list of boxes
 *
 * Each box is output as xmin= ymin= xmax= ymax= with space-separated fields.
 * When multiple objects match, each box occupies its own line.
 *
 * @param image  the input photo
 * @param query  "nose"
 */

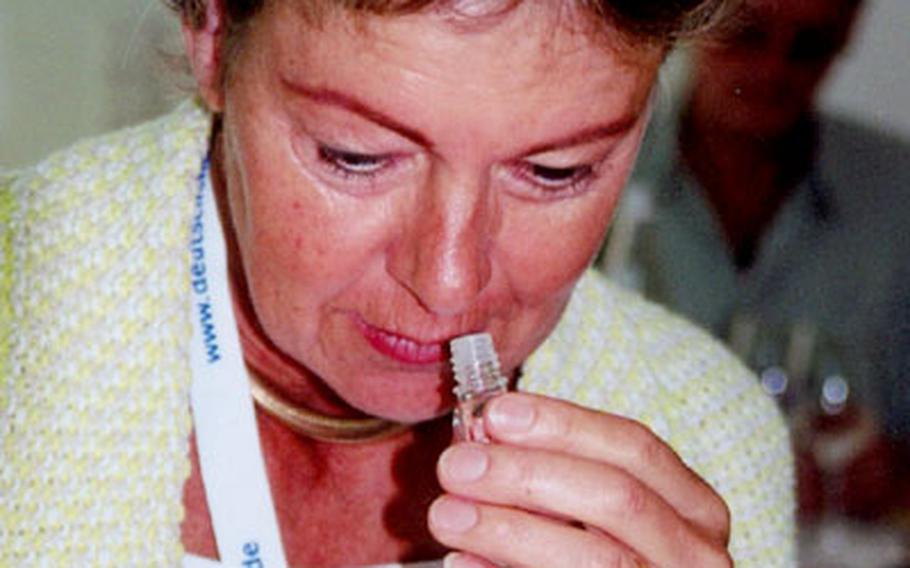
xmin=386 ymin=167 xmax=494 ymax=317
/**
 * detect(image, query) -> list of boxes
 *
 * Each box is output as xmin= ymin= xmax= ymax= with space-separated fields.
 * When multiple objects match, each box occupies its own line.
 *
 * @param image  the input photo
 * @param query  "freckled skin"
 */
xmin=216 ymin=4 xmax=660 ymax=423
xmin=182 ymin=4 xmax=669 ymax=565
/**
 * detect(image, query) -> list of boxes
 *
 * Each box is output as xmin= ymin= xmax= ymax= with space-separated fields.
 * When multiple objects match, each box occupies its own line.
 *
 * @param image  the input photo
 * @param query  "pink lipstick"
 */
xmin=355 ymin=319 xmax=447 ymax=365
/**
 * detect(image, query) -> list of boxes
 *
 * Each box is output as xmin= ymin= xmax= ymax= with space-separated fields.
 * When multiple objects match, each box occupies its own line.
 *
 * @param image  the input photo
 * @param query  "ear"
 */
xmin=182 ymin=0 xmax=227 ymax=111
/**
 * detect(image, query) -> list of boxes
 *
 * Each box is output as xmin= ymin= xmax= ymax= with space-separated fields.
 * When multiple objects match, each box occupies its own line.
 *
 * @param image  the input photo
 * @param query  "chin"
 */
xmin=336 ymin=369 xmax=456 ymax=424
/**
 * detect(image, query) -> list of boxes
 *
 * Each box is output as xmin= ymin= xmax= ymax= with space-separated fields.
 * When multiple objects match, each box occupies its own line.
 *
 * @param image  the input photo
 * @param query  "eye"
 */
xmin=529 ymin=163 xmax=592 ymax=187
xmin=317 ymin=145 xmax=392 ymax=177
xmin=520 ymin=162 xmax=595 ymax=191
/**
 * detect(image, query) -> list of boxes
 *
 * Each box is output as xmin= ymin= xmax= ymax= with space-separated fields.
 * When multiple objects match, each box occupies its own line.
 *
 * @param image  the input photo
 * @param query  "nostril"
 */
xmin=415 ymin=251 xmax=491 ymax=317
xmin=387 ymin=233 xmax=492 ymax=318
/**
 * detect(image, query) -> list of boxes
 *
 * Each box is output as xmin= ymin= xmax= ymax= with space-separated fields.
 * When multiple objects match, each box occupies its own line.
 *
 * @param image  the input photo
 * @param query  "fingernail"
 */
xmin=488 ymin=395 xmax=535 ymax=433
xmin=441 ymin=446 xmax=489 ymax=482
xmin=444 ymin=552 xmax=487 ymax=568
xmin=430 ymin=497 xmax=479 ymax=533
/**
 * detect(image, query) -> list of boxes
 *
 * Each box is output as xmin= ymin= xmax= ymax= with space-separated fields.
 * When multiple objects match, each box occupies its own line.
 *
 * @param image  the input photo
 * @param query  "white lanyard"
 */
xmin=186 ymin=159 xmax=440 ymax=568
xmin=189 ymin=157 xmax=288 ymax=567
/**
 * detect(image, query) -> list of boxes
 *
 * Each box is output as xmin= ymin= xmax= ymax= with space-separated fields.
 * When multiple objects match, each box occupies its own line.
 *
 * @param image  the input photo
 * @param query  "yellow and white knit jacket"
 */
xmin=0 ymin=101 xmax=795 ymax=566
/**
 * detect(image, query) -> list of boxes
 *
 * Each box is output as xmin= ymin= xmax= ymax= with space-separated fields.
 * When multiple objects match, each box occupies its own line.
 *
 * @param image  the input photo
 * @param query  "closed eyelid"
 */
xmin=318 ymin=145 xmax=388 ymax=166
xmin=521 ymin=143 xmax=616 ymax=173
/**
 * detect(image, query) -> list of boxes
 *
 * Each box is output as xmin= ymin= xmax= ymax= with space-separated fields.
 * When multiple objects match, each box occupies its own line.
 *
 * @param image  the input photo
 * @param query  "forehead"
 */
xmin=246 ymin=1 xmax=661 ymax=114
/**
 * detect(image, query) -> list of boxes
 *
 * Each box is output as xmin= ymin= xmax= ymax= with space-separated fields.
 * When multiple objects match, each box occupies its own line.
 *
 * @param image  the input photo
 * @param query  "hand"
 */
xmin=428 ymin=392 xmax=732 ymax=567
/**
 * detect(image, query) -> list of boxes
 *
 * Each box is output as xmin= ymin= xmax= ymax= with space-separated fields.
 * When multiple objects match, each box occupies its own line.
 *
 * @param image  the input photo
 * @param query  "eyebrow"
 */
xmin=282 ymin=79 xmax=432 ymax=148
xmin=517 ymin=116 xmax=639 ymax=156
xmin=282 ymin=78 xmax=639 ymax=156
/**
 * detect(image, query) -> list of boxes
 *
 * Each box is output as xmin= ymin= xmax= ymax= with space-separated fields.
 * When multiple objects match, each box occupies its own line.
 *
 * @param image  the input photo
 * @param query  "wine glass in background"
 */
xmin=725 ymin=314 xmax=907 ymax=567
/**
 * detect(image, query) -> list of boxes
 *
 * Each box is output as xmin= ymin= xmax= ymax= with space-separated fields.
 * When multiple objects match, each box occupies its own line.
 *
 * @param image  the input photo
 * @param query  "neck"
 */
xmin=255 ymin=404 xmax=450 ymax=565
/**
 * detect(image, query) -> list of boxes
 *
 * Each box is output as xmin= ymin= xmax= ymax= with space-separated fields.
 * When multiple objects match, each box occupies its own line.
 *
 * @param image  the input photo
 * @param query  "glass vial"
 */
xmin=450 ymin=332 xmax=508 ymax=443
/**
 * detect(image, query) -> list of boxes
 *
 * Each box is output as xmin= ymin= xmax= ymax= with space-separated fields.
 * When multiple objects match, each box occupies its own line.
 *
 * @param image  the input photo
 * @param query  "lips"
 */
xmin=355 ymin=318 xmax=449 ymax=365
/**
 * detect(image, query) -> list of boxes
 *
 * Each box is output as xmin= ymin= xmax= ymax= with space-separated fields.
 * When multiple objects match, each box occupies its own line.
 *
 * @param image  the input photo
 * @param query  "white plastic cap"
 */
xmin=450 ymin=332 xmax=499 ymax=385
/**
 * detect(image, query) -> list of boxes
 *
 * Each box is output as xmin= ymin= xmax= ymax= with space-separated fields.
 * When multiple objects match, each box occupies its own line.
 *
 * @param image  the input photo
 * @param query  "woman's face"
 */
xmin=214 ymin=3 xmax=660 ymax=422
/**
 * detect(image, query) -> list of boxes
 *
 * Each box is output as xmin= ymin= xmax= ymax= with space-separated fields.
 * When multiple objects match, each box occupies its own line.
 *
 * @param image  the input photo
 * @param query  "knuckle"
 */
xmin=581 ymin=544 xmax=635 ymax=568
xmin=704 ymin=547 xmax=735 ymax=568
xmin=712 ymin=499 xmax=732 ymax=544
xmin=695 ymin=489 xmax=732 ymax=543
xmin=492 ymin=512 xmax=534 ymax=547
xmin=622 ymin=482 xmax=649 ymax=516
xmin=600 ymin=477 xmax=649 ymax=518
xmin=669 ymin=522 xmax=699 ymax=566
xmin=635 ymin=429 xmax=670 ymax=471
xmin=623 ymin=420 xmax=675 ymax=472
xmin=509 ymin=455 xmax=544 ymax=500
xmin=550 ymin=403 xmax=585 ymax=445
xmin=674 ymin=523 xmax=733 ymax=568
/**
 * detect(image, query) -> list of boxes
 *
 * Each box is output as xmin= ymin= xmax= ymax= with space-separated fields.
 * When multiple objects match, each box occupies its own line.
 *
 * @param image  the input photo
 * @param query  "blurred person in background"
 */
xmin=603 ymin=0 xmax=910 ymax=523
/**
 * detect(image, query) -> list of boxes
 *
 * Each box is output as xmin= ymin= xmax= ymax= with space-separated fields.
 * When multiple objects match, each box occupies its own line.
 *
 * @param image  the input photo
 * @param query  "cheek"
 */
xmin=242 ymin=192 xmax=393 ymax=309
xmin=491 ymin=191 xmax=618 ymax=373
xmin=501 ymin=189 xmax=620 ymax=304
xmin=497 ymin=131 xmax=640 ymax=308
xmin=226 ymin=124 xmax=398 ymax=336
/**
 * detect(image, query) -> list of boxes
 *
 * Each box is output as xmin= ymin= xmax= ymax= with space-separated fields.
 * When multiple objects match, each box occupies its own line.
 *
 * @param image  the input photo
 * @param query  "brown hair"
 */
xmin=165 ymin=0 xmax=739 ymax=45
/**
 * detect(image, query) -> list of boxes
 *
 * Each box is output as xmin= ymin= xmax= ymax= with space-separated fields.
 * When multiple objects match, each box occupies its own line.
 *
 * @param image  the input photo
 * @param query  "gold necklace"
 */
xmin=247 ymin=369 xmax=409 ymax=444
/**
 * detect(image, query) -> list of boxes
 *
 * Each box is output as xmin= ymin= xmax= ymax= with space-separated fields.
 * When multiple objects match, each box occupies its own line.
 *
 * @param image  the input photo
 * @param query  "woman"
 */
xmin=0 ymin=0 xmax=794 ymax=566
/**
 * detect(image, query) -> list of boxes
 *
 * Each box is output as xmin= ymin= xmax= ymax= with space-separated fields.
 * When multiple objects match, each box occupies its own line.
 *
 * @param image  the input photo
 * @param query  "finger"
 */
xmin=437 ymin=443 xmax=731 ymax=568
xmin=429 ymin=495 xmax=639 ymax=568
xmin=484 ymin=393 xmax=730 ymax=542
xmin=442 ymin=551 xmax=499 ymax=568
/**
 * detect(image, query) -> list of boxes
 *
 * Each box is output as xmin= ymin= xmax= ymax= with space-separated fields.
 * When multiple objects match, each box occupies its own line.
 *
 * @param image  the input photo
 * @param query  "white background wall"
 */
xmin=0 ymin=0 xmax=182 ymax=168
xmin=1 ymin=0 xmax=908 ymax=168
xmin=819 ymin=0 xmax=910 ymax=138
